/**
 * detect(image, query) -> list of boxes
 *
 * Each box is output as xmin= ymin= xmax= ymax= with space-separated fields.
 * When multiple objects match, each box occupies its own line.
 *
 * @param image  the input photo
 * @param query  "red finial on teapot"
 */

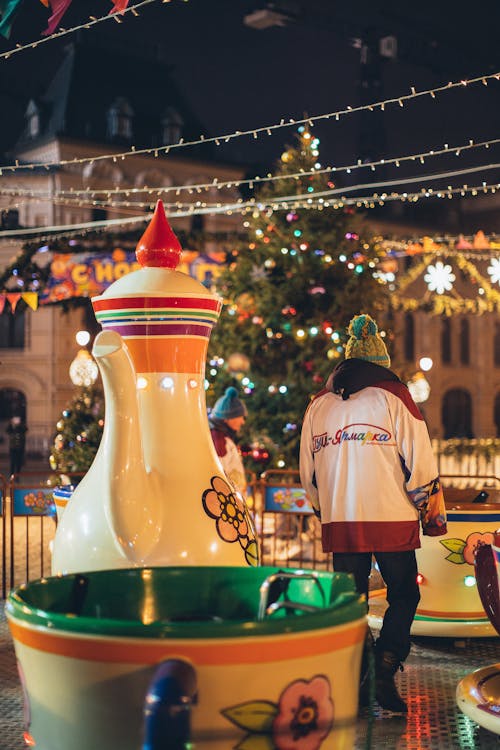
xmin=136 ymin=200 xmax=182 ymax=269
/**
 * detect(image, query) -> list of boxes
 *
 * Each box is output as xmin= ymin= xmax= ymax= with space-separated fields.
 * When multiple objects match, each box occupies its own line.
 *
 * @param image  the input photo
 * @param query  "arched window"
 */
xmin=459 ymin=318 xmax=470 ymax=365
xmin=0 ymin=308 xmax=25 ymax=349
xmin=107 ymin=97 xmax=134 ymax=141
xmin=403 ymin=312 xmax=414 ymax=362
xmin=442 ymin=388 xmax=473 ymax=438
xmin=494 ymin=323 xmax=500 ymax=367
xmin=441 ymin=317 xmax=452 ymax=364
xmin=161 ymin=107 xmax=183 ymax=145
xmin=495 ymin=393 xmax=500 ymax=436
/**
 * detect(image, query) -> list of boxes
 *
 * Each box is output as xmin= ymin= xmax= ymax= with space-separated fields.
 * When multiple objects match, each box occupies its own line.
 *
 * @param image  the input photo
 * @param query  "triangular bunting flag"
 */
xmin=42 ymin=0 xmax=72 ymax=36
xmin=6 ymin=292 xmax=21 ymax=312
xmin=21 ymin=292 xmax=38 ymax=311
xmin=422 ymin=236 xmax=441 ymax=253
xmin=109 ymin=0 xmax=129 ymax=13
xmin=455 ymin=234 xmax=473 ymax=250
xmin=0 ymin=295 xmax=6 ymax=315
xmin=0 ymin=0 xmax=23 ymax=39
xmin=39 ymin=0 xmax=49 ymax=5
xmin=473 ymin=230 xmax=490 ymax=250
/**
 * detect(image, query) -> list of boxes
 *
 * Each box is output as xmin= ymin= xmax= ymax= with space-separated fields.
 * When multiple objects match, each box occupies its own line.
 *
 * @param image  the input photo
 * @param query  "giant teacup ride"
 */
xmin=369 ymin=488 xmax=500 ymax=637
xmin=6 ymin=566 xmax=366 ymax=750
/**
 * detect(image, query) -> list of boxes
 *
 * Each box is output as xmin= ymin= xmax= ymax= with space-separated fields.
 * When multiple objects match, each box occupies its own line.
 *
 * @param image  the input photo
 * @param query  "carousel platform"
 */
xmin=1 ymin=600 xmax=500 ymax=750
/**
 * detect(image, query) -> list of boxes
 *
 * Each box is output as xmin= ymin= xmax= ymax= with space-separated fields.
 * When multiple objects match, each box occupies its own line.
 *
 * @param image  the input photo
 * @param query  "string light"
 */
xmin=1 ymin=68 xmax=499 ymax=173
xmin=0 ymin=0 xmax=167 ymax=61
xmin=1 ymin=136 xmax=498 ymax=202
xmin=0 ymin=214 xmax=149 ymax=238
xmin=2 ymin=181 xmax=500 ymax=242
xmin=5 ymin=157 xmax=500 ymax=221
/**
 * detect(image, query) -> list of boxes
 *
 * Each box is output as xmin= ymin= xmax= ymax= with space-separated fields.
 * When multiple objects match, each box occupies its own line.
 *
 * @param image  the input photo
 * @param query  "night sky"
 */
xmin=1 ymin=0 xmax=500 ymax=229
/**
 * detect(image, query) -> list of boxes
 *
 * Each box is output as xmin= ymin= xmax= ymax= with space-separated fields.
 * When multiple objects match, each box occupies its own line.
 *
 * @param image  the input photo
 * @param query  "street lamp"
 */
xmin=419 ymin=357 xmax=433 ymax=372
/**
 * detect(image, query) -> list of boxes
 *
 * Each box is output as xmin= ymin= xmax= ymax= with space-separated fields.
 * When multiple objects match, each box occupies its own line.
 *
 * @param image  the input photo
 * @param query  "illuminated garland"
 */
xmin=1 ymin=135 xmax=498 ymax=200
xmin=5 ymin=159 xmax=500 ymax=216
xmin=3 ymin=181 xmax=500 ymax=242
xmin=392 ymin=251 xmax=500 ymax=316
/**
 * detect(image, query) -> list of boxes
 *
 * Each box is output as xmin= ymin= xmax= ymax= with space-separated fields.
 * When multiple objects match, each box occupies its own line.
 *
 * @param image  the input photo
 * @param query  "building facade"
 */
xmin=0 ymin=37 xmax=245 ymax=462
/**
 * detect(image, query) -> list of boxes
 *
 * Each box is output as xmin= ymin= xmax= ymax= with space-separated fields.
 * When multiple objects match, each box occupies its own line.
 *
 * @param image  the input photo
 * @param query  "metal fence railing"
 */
xmin=2 ymin=464 xmax=499 ymax=599
xmin=250 ymin=469 xmax=332 ymax=571
xmin=1 ymin=470 xmax=84 ymax=598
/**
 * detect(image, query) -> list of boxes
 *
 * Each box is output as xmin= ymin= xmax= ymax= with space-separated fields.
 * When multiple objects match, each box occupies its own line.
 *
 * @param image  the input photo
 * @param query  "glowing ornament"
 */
xmin=69 ymin=349 xmax=99 ymax=387
xmin=424 ymin=261 xmax=455 ymax=294
xmin=227 ymin=353 xmax=251 ymax=374
xmin=407 ymin=372 xmax=431 ymax=404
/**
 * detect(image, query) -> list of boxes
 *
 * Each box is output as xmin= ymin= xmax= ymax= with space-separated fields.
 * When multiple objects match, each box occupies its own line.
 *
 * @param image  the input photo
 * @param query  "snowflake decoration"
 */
xmin=487 ymin=257 xmax=500 ymax=286
xmin=424 ymin=261 xmax=455 ymax=295
xmin=250 ymin=264 xmax=269 ymax=282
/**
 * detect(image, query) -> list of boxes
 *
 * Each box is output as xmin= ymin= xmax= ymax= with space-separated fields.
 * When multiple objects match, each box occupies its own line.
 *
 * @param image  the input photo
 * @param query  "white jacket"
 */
xmin=299 ymin=375 xmax=447 ymax=553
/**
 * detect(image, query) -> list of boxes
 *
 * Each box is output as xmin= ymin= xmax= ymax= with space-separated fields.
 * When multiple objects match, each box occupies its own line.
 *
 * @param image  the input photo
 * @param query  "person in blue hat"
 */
xmin=209 ymin=386 xmax=248 ymax=498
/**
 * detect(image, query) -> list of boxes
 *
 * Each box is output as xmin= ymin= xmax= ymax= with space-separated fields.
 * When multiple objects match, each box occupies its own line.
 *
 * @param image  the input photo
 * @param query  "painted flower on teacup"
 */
xmin=221 ymin=674 xmax=334 ymax=750
xmin=440 ymin=531 xmax=495 ymax=565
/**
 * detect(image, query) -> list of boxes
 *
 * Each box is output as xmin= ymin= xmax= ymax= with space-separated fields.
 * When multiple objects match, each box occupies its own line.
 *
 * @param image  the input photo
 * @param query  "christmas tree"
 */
xmin=207 ymin=127 xmax=389 ymax=470
xmin=49 ymin=385 xmax=104 ymax=477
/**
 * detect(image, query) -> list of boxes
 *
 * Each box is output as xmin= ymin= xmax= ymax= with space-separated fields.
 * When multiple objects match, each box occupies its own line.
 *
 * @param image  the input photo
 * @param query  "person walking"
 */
xmin=299 ymin=313 xmax=447 ymax=713
xmin=7 ymin=415 xmax=28 ymax=477
xmin=209 ymin=386 xmax=248 ymax=498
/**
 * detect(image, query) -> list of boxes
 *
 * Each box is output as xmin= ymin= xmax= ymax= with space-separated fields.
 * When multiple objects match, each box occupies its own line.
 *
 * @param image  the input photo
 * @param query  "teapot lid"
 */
xmin=95 ymin=201 xmax=219 ymax=298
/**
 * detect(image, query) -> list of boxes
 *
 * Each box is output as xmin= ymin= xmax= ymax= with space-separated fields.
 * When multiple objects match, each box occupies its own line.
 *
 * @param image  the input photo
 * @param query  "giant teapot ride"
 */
xmin=7 ymin=202 xmax=367 ymax=750
xmin=52 ymin=199 xmax=259 ymax=573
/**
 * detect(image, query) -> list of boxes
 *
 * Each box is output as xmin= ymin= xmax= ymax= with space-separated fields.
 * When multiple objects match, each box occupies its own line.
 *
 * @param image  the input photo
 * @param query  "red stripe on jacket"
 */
xmin=321 ymin=520 xmax=421 ymax=553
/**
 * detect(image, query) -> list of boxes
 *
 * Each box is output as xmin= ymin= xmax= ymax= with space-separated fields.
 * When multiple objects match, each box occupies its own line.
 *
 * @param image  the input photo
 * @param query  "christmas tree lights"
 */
xmin=207 ymin=128 xmax=389 ymax=470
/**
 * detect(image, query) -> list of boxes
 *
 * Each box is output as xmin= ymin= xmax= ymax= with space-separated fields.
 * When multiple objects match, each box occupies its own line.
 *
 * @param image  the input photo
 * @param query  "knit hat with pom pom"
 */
xmin=344 ymin=314 xmax=391 ymax=368
xmin=212 ymin=386 xmax=247 ymax=420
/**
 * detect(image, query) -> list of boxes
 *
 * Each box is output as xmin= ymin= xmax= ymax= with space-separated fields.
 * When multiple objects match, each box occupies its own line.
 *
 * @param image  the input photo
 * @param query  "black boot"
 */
xmin=375 ymin=650 xmax=408 ymax=713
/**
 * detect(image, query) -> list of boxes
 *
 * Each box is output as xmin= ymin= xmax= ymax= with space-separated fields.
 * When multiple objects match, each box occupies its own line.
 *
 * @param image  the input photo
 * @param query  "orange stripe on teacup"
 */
xmin=125 ymin=337 xmax=208 ymax=373
xmin=54 ymin=498 xmax=69 ymax=508
xmin=8 ymin=619 xmax=366 ymax=665
xmin=416 ymin=608 xmax=487 ymax=620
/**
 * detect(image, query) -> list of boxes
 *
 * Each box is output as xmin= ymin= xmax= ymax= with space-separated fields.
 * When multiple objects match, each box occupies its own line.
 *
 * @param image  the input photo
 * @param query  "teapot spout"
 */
xmin=93 ymin=330 xmax=161 ymax=562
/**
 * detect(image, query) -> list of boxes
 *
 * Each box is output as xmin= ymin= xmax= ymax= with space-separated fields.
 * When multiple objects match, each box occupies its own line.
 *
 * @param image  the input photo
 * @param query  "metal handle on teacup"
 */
xmin=142 ymin=659 xmax=198 ymax=750
xmin=258 ymin=570 xmax=326 ymax=620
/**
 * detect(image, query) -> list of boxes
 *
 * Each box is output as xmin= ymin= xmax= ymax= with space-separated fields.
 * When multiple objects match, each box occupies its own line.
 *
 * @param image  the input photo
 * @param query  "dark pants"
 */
xmin=9 ymin=448 xmax=24 ymax=476
xmin=332 ymin=550 xmax=420 ymax=662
